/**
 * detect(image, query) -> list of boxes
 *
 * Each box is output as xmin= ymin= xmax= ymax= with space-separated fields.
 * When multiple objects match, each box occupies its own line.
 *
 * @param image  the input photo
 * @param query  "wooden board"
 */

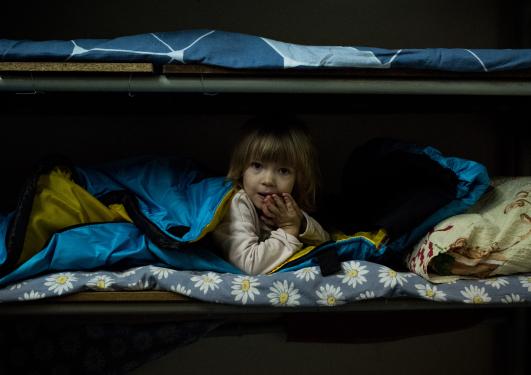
xmin=0 ymin=62 xmax=154 ymax=73
xmin=52 ymin=291 xmax=190 ymax=302
xmin=163 ymin=64 xmax=531 ymax=79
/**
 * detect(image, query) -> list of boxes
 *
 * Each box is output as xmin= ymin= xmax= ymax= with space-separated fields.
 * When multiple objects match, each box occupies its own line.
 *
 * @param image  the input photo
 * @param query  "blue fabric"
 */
xmin=278 ymin=237 xmax=387 ymax=273
xmin=0 ymin=222 xmax=155 ymax=286
xmin=2 ymin=30 xmax=531 ymax=72
xmin=0 ymin=156 xmax=237 ymax=286
xmin=0 ymin=212 xmax=13 ymax=266
xmin=384 ymin=146 xmax=491 ymax=258
xmin=0 ymin=223 xmax=241 ymax=287
xmin=148 ymin=240 xmax=242 ymax=275
xmin=276 ymin=144 xmax=490 ymax=272
xmin=76 ymin=156 xmax=234 ymax=242
xmin=0 ymin=150 xmax=489 ymax=286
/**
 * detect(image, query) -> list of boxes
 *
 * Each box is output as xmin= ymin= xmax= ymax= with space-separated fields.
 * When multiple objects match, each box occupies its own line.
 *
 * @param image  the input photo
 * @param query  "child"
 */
xmin=212 ymin=116 xmax=330 ymax=275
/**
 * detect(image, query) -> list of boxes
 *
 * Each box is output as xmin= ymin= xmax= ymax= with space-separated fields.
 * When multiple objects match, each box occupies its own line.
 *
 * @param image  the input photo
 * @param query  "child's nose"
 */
xmin=261 ymin=169 xmax=275 ymax=186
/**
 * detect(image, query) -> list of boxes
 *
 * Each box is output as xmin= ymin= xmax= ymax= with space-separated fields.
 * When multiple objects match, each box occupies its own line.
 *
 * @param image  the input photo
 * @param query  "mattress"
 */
xmin=2 ymin=29 xmax=531 ymax=72
xmin=1 ymin=261 xmax=529 ymax=306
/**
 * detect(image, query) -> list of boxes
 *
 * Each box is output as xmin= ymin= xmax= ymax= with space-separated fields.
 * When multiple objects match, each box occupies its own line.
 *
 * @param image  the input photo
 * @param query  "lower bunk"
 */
xmin=1 ymin=271 xmax=529 ymax=375
xmin=1 ymin=261 xmax=530 ymax=306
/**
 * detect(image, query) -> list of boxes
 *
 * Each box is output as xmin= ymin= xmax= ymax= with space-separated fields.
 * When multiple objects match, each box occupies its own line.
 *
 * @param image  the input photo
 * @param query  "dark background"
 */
xmin=0 ymin=1 xmax=530 ymax=374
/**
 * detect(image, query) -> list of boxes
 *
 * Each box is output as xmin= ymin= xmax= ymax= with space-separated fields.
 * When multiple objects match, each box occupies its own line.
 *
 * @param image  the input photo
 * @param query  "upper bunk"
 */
xmin=1 ymin=29 xmax=531 ymax=96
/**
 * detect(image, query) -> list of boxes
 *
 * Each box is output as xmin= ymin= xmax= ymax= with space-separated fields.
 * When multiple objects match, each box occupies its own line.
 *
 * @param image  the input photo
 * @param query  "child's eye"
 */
xmin=278 ymin=167 xmax=292 ymax=175
xmin=250 ymin=162 xmax=262 ymax=170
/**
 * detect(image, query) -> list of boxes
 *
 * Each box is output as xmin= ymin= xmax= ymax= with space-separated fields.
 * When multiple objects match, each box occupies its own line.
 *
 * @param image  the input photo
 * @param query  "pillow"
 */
xmin=407 ymin=177 xmax=531 ymax=283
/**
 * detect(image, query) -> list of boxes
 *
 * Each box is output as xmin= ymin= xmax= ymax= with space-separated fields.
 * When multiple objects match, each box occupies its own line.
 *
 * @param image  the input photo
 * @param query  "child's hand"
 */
xmin=261 ymin=193 xmax=303 ymax=237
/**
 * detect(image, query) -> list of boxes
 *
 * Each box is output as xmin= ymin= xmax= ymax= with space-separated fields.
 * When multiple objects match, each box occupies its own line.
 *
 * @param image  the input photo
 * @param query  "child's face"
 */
xmin=242 ymin=160 xmax=296 ymax=211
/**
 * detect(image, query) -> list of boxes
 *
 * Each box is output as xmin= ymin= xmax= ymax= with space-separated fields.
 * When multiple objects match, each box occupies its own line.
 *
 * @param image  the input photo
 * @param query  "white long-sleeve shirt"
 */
xmin=212 ymin=189 xmax=330 ymax=275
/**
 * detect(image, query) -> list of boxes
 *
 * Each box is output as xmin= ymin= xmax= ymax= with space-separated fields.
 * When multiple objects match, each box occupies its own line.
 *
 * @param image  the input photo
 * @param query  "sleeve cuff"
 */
xmin=299 ymin=211 xmax=313 ymax=239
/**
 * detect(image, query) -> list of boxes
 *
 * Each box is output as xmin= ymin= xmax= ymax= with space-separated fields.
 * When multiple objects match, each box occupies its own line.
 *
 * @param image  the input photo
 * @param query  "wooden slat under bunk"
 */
xmin=163 ymin=64 xmax=531 ymax=79
xmin=55 ymin=291 xmax=189 ymax=302
xmin=0 ymin=292 xmax=522 ymax=319
xmin=1 ymin=61 xmax=530 ymax=78
xmin=0 ymin=62 xmax=154 ymax=73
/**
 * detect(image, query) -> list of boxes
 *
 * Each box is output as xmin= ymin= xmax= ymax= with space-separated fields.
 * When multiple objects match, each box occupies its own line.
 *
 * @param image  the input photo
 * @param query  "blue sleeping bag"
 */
xmin=0 ymin=146 xmax=489 ymax=286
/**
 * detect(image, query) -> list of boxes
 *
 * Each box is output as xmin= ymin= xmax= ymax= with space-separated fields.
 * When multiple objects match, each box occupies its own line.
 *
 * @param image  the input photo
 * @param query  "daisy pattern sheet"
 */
xmin=1 ymin=261 xmax=530 ymax=306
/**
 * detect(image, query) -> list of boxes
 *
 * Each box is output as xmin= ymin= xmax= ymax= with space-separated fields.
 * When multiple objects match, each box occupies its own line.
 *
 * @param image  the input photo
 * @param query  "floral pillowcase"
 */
xmin=407 ymin=177 xmax=531 ymax=283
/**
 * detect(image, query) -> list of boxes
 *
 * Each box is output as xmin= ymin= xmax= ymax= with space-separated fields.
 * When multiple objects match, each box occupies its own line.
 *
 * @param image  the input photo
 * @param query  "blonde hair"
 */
xmin=227 ymin=116 xmax=320 ymax=212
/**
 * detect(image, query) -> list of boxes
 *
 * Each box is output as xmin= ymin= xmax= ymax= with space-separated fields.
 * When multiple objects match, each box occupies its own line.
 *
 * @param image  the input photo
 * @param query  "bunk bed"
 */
xmin=0 ymin=29 xmax=529 ymax=374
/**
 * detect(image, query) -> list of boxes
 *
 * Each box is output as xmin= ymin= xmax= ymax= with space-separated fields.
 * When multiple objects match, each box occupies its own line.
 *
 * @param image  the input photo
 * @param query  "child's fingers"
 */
xmin=282 ymin=193 xmax=300 ymax=212
xmin=284 ymin=193 xmax=297 ymax=203
xmin=272 ymin=194 xmax=287 ymax=211
xmin=261 ymin=200 xmax=272 ymax=215
xmin=262 ymin=203 xmax=275 ymax=218
xmin=263 ymin=196 xmax=274 ymax=211
xmin=260 ymin=215 xmax=276 ymax=227
xmin=265 ymin=199 xmax=281 ymax=216
xmin=270 ymin=194 xmax=285 ymax=206
xmin=284 ymin=196 xmax=295 ymax=213
xmin=282 ymin=193 xmax=294 ymax=204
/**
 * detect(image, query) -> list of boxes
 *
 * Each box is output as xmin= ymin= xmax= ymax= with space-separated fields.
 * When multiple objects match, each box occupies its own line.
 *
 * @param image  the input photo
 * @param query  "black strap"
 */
xmin=316 ymin=248 xmax=342 ymax=276
xmin=99 ymin=190 xmax=189 ymax=250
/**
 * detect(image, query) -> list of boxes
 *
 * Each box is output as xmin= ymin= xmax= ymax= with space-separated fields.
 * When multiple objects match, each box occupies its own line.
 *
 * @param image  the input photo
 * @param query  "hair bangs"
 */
xmin=246 ymin=133 xmax=296 ymax=167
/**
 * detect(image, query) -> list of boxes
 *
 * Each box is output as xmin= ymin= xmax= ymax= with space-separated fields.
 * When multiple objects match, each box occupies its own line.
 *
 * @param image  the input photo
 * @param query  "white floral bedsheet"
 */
xmin=1 ymin=261 xmax=530 ymax=306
